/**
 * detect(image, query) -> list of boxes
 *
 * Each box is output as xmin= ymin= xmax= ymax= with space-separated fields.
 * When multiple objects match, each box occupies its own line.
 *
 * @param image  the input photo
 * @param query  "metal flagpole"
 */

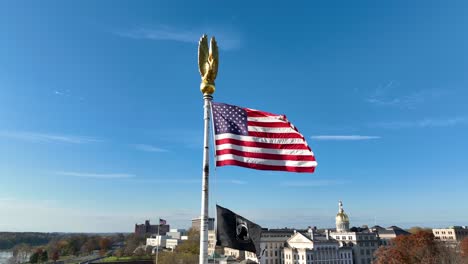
xmin=197 ymin=34 xmax=218 ymax=264
xmin=155 ymin=220 xmax=160 ymax=264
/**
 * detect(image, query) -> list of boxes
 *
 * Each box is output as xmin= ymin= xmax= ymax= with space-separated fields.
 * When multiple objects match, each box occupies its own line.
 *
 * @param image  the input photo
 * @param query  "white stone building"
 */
xmin=433 ymin=226 xmax=468 ymax=242
xmin=245 ymin=228 xmax=296 ymax=264
xmin=146 ymin=235 xmax=167 ymax=247
xmin=282 ymin=230 xmax=353 ymax=264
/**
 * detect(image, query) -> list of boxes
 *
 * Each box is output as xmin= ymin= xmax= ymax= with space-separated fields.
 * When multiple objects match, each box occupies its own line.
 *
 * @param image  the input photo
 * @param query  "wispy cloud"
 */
xmin=281 ymin=180 xmax=346 ymax=187
xmin=366 ymin=81 xmax=445 ymax=109
xmin=217 ymin=179 xmax=248 ymax=185
xmin=311 ymin=135 xmax=380 ymax=140
xmin=115 ymin=25 xmax=241 ymax=50
xmin=229 ymin=180 xmax=247 ymax=185
xmin=372 ymin=117 xmax=468 ymax=129
xmin=132 ymin=144 xmax=168 ymax=152
xmin=130 ymin=178 xmax=199 ymax=184
xmin=0 ymin=131 xmax=101 ymax=144
xmin=55 ymin=171 xmax=135 ymax=179
xmin=53 ymin=89 xmax=85 ymax=100
xmin=130 ymin=178 xmax=247 ymax=185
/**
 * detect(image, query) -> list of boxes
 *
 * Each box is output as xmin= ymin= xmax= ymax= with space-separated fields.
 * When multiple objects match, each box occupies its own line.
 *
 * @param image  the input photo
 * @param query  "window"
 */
xmin=348 ymin=236 xmax=352 ymax=240
xmin=342 ymin=236 xmax=346 ymax=240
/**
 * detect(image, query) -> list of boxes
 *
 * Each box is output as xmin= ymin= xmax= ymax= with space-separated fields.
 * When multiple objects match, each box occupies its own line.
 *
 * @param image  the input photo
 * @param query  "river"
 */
xmin=0 ymin=251 xmax=12 ymax=264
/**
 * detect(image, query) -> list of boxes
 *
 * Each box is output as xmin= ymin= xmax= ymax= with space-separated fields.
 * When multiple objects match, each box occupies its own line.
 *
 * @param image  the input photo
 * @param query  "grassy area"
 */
xmin=100 ymin=256 xmax=152 ymax=262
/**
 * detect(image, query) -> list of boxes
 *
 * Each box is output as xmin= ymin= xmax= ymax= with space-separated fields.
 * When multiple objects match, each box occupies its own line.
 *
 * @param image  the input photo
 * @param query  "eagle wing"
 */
xmin=210 ymin=36 xmax=219 ymax=80
xmin=198 ymin=35 xmax=209 ymax=78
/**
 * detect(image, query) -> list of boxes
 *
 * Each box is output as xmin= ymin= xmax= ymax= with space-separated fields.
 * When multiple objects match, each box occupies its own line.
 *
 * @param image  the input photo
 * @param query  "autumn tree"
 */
xmin=374 ymin=231 xmax=460 ymax=264
xmin=51 ymin=250 xmax=60 ymax=262
xmin=459 ymin=237 xmax=468 ymax=264
xmin=174 ymin=228 xmax=200 ymax=255
xmin=39 ymin=250 xmax=48 ymax=263
xmin=408 ymin=226 xmax=433 ymax=234
xmin=123 ymin=234 xmax=145 ymax=256
xmin=29 ymin=249 xmax=43 ymax=264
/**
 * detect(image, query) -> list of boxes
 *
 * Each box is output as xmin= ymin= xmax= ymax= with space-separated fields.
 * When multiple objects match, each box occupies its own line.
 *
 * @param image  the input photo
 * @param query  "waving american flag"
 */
xmin=212 ymin=102 xmax=317 ymax=173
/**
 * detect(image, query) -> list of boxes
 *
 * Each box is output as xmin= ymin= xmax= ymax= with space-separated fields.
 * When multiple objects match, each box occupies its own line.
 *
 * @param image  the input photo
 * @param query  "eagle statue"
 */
xmin=198 ymin=34 xmax=219 ymax=95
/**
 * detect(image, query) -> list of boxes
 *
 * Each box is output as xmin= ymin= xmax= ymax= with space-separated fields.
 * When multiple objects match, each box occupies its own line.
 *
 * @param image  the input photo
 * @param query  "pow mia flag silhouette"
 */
xmin=216 ymin=204 xmax=262 ymax=255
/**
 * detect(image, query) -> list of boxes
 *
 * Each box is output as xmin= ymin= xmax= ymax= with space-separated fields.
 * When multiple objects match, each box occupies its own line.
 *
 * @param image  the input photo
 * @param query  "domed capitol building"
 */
xmin=336 ymin=201 xmax=350 ymax=233
xmin=331 ymin=201 xmax=379 ymax=264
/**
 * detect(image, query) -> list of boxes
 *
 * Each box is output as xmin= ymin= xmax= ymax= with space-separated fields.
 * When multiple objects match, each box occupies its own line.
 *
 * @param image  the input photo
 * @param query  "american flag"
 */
xmin=212 ymin=102 xmax=317 ymax=173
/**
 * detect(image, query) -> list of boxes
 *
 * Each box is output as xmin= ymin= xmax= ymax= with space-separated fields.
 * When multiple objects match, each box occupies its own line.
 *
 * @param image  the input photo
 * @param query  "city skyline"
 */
xmin=1 ymin=0 xmax=468 ymax=232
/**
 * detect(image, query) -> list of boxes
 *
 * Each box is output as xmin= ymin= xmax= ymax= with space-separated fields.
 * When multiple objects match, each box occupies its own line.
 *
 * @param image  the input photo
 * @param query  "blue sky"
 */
xmin=0 ymin=0 xmax=467 ymax=232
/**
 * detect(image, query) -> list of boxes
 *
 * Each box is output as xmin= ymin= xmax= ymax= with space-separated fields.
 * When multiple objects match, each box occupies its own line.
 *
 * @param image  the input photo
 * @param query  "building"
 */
xmin=243 ymin=228 xmax=352 ymax=264
xmin=192 ymin=217 xmax=215 ymax=231
xmin=146 ymin=229 xmax=189 ymax=251
xmin=282 ymin=230 xmax=353 ymax=264
xmin=166 ymin=228 xmax=188 ymax=239
xmin=330 ymin=201 xmax=379 ymax=264
xmin=166 ymin=238 xmax=182 ymax=250
xmin=370 ymin=225 xmax=410 ymax=246
xmin=146 ymin=235 xmax=167 ymax=247
xmin=433 ymin=226 xmax=468 ymax=242
xmin=135 ymin=220 xmax=170 ymax=236
xmin=244 ymin=228 xmax=298 ymax=263
xmin=208 ymin=230 xmax=218 ymax=256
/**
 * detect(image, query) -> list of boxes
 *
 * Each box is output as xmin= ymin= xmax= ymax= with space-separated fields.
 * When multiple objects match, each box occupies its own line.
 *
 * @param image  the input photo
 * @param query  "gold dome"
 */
xmin=336 ymin=212 xmax=350 ymax=222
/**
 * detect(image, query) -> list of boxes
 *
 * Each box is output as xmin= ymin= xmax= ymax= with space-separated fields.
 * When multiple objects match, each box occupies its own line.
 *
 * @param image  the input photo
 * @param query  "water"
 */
xmin=0 ymin=251 xmax=13 ymax=264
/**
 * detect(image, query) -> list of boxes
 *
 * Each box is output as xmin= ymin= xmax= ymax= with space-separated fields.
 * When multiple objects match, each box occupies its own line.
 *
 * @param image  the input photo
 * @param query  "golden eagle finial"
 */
xmin=198 ymin=34 xmax=218 ymax=95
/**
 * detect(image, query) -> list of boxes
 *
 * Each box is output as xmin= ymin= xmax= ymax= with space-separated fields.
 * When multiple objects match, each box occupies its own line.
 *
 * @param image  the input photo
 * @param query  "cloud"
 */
xmin=115 ymin=25 xmax=241 ymax=50
xmin=0 ymin=131 xmax=100 ymax=144
xmin=55 ymin=171 xmax=135 ymax=179
xmin=130 ymin=178 xmax=199 ymax=184
xmin=366 ymin=81 xmax=446 ymax=109
xmin=132 ymin=144 xmax=168 ymax=152
xmin=373 ymin=117 xmax=468 ymax=129
xmin=130 ymin=178 xmax=247 ymax=185
xmin=281 ymin=180 xmax=346 ymax=187
xmin=229 ymin=180 xmax=247 ymax=185
xmin=214 ymin=179 xmax=248 ymax=185
xmin=310 ymin=135 xmax=380 ymax=140
xmin=53 ymin=89 xmax=85 ymax=101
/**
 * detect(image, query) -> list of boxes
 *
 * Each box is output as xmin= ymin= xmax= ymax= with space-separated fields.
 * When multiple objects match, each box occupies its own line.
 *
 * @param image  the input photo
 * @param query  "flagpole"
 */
xmin=199 ymin=93 xmax=212 ymax=264
xmin=155 ymin=220 xmax=161 ymax=264
xmin=198 ymin=34 xmax=218 ymax=264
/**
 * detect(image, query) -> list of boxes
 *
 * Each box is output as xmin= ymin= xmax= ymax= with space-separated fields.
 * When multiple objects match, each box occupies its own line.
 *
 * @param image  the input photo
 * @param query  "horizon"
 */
xmin=1 ymin=0 xmax=467 ymax=233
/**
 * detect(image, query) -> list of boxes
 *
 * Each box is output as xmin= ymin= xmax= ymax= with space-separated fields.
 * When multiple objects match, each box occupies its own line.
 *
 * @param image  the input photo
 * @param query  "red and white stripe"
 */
xmin=215 ymin=108 xmax=317 ymax=173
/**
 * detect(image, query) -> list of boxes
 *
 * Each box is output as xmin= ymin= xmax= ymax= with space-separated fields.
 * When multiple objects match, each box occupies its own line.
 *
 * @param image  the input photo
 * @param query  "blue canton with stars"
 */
xmin=212 ymin=102 xmax=249 ymax=136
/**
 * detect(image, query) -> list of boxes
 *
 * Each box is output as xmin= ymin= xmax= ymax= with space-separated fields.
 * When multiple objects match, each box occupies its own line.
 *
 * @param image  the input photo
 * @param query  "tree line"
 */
xmin=8 ymin=233 xmax=124 ymax=264
xmin=0 ymin=233 xmax=62 ymax=250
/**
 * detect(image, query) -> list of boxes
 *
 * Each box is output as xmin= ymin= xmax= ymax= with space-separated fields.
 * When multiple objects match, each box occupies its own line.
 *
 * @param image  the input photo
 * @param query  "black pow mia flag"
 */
xmin=216 ymin=204 xmax=262 ymax=255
